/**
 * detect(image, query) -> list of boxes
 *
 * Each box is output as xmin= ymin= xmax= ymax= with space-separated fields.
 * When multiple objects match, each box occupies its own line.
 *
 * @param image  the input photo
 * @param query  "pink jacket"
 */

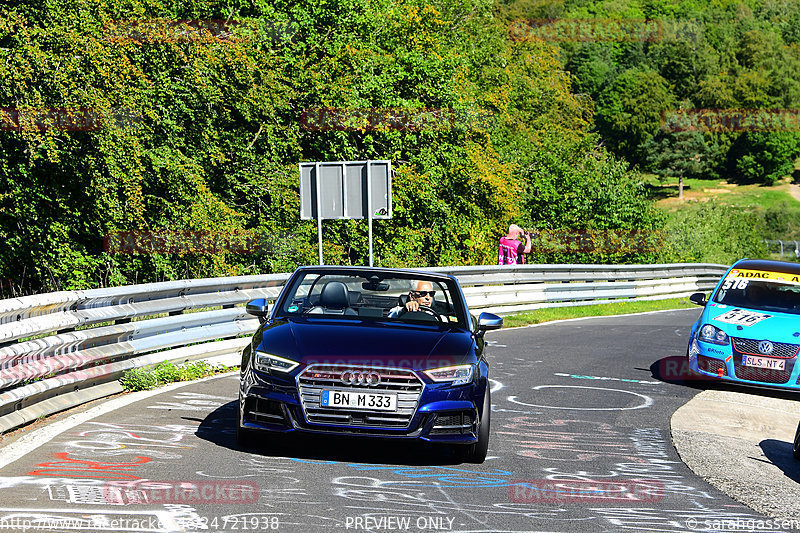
xmin=498 ymin=237 xmax=525 ymax=265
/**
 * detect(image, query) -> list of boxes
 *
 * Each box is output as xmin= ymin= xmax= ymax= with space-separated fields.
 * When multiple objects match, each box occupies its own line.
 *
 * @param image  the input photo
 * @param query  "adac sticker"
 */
xmin=714 ymin=308 xmax=772 ymax=327
xmin=726 ymin=269 xmax=800 ymax=285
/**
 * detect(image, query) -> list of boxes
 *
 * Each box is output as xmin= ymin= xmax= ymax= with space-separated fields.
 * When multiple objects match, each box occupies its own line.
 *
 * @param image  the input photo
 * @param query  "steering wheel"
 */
xmin=396 ymin=305 xmax=444 ymax=323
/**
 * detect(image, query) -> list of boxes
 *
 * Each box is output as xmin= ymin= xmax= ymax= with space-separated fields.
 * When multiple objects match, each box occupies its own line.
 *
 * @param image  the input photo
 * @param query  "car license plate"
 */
xmin=320 ymin=390 xmax=397 ymax=411
xmin=742 ymin=355 xmax=785 ymax=370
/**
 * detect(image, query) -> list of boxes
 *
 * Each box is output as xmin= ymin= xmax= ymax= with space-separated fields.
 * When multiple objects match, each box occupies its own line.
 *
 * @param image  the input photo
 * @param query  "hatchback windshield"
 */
xmin=713 ymin=271 xmax=800 ymax=315
xmin=276 ymin=271 xmax=466 ymax=326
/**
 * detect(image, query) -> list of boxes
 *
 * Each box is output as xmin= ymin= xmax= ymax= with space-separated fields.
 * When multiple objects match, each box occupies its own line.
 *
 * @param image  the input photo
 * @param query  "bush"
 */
xmin=119 ymin=360 xmax=234 ymax=392
xmin=659 ymin=201 xmax=769 ymax=264
xmin=726 ymin=133 xmax=800 ymax=185
xmin=177 ymin=360 xmax=213 ymax=381
xmin=119 ymin=367 xmax=160 ymax=392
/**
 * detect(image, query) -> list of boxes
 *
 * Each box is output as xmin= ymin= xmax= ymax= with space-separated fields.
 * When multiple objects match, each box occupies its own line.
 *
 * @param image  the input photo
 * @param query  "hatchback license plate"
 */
xmin=320 ymin=390 xmax=397 ymax=411
xmin=742 ymin=355 xmax=785 ymax=370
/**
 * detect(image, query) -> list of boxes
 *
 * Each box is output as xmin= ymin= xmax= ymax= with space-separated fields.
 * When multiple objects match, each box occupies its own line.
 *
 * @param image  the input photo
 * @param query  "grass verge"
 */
xmin=502 ymin=296 xmax=697 ymax=328
xmin=119 ymin=360 xmax=237 ymax=392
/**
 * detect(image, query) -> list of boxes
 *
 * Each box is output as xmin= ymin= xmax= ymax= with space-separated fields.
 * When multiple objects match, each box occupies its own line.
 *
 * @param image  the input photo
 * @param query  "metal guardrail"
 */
xmin=0 ymin=263 xmax=727 ymax=433
xmin=764 ymin=240 xmax=800 ymax=260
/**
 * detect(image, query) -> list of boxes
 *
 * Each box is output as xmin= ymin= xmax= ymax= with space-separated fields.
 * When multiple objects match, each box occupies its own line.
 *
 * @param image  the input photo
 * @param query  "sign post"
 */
xmin=299 ymin=160 xmax=392 ymax=265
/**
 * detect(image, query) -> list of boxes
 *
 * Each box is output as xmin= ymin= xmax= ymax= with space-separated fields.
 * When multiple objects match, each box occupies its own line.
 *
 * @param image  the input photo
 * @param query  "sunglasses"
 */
xmin=411 ymin=290 xmax=436 ymax=298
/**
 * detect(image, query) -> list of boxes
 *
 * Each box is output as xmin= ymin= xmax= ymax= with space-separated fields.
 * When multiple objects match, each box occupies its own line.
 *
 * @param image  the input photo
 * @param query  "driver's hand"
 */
xmin=405 ymin=300 xmax=420 ymax=312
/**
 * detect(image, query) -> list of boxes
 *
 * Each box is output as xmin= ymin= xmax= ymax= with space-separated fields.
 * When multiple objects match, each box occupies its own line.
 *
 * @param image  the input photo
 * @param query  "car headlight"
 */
xmin=698 ymin=324 xmax=729 ymax=345
xmin=424 ymin=364 xmax=474 ymax=386
xmin=254 ymin=351 xmax=299 ymax=373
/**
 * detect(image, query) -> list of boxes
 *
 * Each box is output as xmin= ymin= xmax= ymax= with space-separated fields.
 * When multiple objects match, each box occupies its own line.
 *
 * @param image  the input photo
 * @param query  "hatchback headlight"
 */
xmin=254 ymin=351 xmax=299 ymax=373
xmin=698 ymin=324 xmax=729 ymax=345
xmin=424 ymin=364 xmax=474 ymax=386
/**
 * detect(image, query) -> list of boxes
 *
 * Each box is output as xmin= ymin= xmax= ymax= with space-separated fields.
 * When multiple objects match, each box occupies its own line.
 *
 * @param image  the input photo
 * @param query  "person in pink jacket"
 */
xmin=498 ymin=224 xmax=531 ymax=265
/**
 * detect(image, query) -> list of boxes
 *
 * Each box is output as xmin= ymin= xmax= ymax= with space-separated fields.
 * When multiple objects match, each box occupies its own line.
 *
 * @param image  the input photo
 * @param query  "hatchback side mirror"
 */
xmin=689 ymin=292 xmax=707 ymax=306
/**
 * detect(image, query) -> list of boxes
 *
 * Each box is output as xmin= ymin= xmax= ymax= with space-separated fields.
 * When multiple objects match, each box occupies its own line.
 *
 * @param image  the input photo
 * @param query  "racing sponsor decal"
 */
xmin=714 ymin=308 xmax=772 ymax=326
xmin=726 ymin=269 xmax=800 ymax=284
xmin=721 ymin=278 xmax=749 ymax=290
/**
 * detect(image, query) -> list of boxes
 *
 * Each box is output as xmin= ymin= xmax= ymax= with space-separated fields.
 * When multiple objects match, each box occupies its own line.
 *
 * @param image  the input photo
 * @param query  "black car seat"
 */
xmin=309 ymin=282 xmax=357 ymax=315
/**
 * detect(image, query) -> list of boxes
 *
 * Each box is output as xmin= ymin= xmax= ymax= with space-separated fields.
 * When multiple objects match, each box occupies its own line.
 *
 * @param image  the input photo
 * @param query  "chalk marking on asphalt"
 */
xmin=508 ymin=385 xmax=654 ymax=411
xmin=553 ymin=372 xmax=663 ymax=385
xmin=489 ymin=379 xmax=504 ymax=393
xmin=0 ymin=372 xmax=238 ymax=471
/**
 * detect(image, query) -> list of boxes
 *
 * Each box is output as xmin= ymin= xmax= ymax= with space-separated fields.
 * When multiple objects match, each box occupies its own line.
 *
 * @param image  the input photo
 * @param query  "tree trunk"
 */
xmin=679 ymin=175 xmax=684 ymax=200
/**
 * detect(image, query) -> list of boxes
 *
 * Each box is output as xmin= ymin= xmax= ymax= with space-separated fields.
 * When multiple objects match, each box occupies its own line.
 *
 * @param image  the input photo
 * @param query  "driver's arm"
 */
xmin=405 ymin=297 xmax=420 ymax=312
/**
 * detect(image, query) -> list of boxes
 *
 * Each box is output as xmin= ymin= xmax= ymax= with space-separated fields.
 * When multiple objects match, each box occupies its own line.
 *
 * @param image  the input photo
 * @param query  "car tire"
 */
xmin=461 ymin=387 xmax=490 ymax=464
xmin=793 ymin=420 xmax=800 ymax=461
xmin=236 ymin=422 xmax=257 ymax=448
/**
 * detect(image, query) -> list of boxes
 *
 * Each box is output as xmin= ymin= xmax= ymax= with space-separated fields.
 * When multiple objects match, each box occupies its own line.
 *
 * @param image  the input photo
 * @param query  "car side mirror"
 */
xmin=477 ymin=312 xmax=503 ymax=336
xmin=689 ymin=292 xmax=707 ymax=306
xmin=246 ymin=298 xmax=271 ymax=323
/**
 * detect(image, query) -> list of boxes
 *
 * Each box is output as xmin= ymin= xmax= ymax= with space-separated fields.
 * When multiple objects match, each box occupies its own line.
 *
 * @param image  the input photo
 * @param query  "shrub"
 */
xmin=119 ymin=360 xmax=234 ymax=392
xmin=119 ymin=367 xmax=160 ymax=392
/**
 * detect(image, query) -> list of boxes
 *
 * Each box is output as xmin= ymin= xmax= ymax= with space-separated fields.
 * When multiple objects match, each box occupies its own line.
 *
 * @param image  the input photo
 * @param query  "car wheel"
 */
xmin=236 ymin=421 xmax=257 ymax=448
xmin=461 ymin=388 xmax=490 ymax=464
xmin=793 ymin=420 xmax=800 ymax=461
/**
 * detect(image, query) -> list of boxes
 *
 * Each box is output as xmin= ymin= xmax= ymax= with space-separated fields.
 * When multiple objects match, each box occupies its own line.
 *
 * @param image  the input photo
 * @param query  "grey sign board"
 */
xmin=300 ymin=160 xmax=391 ymax=220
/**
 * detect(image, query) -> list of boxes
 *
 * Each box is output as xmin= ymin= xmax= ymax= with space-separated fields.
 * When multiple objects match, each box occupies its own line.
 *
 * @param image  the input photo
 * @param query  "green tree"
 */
xmin=643 ymin=130 xmax=721 ymax=198
xmin=596 ymin=67 xmax=676 ymax=163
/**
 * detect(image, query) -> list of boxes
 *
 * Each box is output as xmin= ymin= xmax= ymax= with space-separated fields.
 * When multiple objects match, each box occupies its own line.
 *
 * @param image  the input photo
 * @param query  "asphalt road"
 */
xmin=0 ymin=309 xmax=786 ymax=533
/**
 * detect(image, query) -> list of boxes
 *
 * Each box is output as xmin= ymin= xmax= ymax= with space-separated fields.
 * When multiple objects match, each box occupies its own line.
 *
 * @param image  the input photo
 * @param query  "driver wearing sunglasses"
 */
xmin=405 ymin=281 xmax=436 ymax=312
xmin=388 ymin=280 xmax=441 ymax=318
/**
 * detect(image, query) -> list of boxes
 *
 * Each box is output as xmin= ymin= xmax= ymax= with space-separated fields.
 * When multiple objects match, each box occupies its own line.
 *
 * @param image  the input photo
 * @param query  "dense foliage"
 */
xmin=0 ymin=0 xmax=665 ymax=294
xmin=501 ymin=0 xmax=800 ymax=185
xmin=5 ymin=1 xmax=800 ymax=295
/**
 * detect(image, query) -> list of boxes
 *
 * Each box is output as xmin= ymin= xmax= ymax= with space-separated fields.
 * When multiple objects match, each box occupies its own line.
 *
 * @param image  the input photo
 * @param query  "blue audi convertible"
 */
xmin=237 ymin=266 xmax=503 ymax=463
xmin=687 ymin=259 xmax=800 ymax=388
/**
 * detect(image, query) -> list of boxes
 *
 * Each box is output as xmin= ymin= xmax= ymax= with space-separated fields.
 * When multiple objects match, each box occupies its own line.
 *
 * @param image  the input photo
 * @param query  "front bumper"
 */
xmin=239 ymin=365 xmax=486 ymax=444
xmin=688 ymin=337 xmax=800 ymax=389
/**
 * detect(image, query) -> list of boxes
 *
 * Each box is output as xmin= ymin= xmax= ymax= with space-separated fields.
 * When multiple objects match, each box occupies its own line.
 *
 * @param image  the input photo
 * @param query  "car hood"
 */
xmin=261 ymin=318 xmax=474 ymax=370
xmin=707 ymin=305 xmax=800 ymax=343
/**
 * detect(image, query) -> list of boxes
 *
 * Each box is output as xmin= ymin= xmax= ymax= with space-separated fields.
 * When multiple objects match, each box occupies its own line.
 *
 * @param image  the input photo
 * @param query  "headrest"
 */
xmin=319 ymin=282 xmax=350 ymax=309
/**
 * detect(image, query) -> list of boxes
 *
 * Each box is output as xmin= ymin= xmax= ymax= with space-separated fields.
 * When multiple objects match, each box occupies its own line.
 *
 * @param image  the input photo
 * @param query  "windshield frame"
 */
xmin=273 ymin=267 xmax=469 ymax=328
xmin=712 ymin=271 xmax=800 ymax=316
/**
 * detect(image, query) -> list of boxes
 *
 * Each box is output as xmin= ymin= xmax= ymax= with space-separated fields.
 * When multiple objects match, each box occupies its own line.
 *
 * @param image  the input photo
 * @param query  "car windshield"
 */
xmin=712 ymin=271 xmax=800 ymax=315
xmin=275 ymin=271 xmax=467 ymax=326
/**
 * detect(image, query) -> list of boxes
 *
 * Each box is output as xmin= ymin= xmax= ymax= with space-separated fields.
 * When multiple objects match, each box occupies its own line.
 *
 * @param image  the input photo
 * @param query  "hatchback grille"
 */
xmin=297 ymin=365 xmax=423 ymax=428
xmin=697 ymin=356 xmax=727 ymax=376
xmin=730 ymin=337 xmax=796 ymax=384
xmin=731 ymin=338 xmax=799 ymax=358
xmin=732 ymin=361 xmax=792 ymax=384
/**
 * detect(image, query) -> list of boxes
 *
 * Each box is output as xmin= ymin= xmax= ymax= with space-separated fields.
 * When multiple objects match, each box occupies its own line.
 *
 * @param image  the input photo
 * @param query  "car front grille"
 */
xmin=697 ymin=356 xmax=727 ymax=376
xmin=297 ymin=365 xmax=423 ymax=429
xmin=732 ymin=361 xmax=791 ymax=384
xmin=730 ymin=337 xmax=797 ymax=384
xmin=731 ymin=337 xmax=800 ymax=358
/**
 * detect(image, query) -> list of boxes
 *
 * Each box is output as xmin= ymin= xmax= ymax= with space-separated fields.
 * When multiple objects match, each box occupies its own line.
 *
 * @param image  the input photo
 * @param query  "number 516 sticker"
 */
xmin=714 ymin=308 xmax=772 ymax=326
xmin=721 ymin=278 xmax=749 ymax=290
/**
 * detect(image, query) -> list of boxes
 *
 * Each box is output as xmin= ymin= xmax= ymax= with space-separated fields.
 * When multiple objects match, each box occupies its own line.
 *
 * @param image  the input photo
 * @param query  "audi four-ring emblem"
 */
xmin=340 ymin=370 xmax=381 ymax=386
